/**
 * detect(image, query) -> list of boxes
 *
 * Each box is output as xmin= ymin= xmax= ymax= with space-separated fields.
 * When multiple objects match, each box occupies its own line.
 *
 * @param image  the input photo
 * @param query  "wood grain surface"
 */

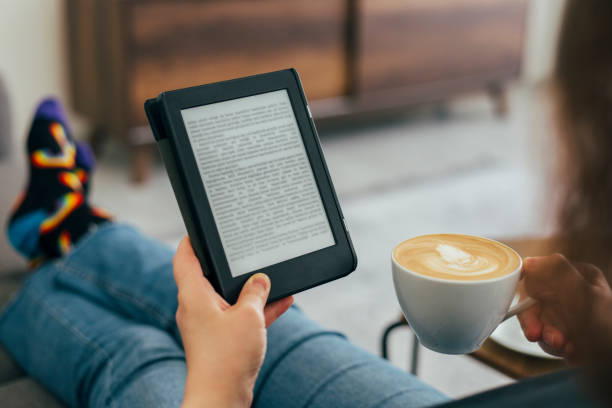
xmin=358 ymin=0 xmax=527 ymax=92
xmin=126 ymin=0 xmax=346 ymax=123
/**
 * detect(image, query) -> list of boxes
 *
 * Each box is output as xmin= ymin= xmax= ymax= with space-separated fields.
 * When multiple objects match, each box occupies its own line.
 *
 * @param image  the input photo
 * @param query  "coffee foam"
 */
xmin=393 ymin=234 xmax=521 ymax=281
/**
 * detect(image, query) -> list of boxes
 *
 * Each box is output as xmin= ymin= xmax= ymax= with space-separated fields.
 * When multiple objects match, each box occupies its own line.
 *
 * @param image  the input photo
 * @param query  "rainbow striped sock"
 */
xmin=6 ymin=98 xmax=111 ymax=264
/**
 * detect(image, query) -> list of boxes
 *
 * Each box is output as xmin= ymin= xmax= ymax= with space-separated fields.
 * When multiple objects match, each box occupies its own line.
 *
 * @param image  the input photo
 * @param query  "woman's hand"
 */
xmin=173 ymin=237 xmax=294 ymax=408
xmin=517 ymin=254 xmax=612 ymax=364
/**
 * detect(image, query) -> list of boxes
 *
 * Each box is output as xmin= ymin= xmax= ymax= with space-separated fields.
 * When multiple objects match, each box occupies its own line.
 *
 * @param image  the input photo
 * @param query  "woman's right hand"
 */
xmin=518 ymin=254 xmax=612 ymax=364
xmin=173 ymin=237 xmax=294 ymax=408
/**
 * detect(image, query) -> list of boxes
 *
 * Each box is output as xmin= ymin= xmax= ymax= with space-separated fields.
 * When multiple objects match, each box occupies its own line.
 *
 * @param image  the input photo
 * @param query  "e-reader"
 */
xmin=145 ymin=69 xmax=357 ymax=303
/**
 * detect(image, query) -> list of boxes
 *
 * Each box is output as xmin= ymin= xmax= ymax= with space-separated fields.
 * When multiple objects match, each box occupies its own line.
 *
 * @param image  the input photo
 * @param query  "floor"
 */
xmin=91 ymin=85 xmax=557 ymax=399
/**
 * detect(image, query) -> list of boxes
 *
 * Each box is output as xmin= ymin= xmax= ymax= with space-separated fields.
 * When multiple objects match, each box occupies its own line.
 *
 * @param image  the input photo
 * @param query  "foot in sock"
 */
xmin=6 ymin=98 xmax=111 ymax=265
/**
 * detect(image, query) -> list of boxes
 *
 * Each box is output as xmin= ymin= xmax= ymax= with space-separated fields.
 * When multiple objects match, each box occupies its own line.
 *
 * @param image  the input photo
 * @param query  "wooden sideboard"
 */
xmin=66 ymin=0 xmax=528 ymax=181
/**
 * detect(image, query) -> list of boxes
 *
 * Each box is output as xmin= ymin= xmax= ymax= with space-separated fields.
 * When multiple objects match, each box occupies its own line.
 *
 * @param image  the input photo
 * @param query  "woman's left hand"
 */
xmin=518 ymin=254 xmax=612 ymax=364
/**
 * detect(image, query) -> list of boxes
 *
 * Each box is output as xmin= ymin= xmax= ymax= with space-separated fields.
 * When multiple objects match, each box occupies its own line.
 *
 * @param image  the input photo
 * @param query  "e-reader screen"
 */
xmin=181 ymin=90 xmax=336 ymax=277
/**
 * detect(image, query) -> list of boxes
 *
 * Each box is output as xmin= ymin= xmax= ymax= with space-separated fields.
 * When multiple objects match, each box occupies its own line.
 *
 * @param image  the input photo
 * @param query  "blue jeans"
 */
xmin=0 ymin=224 xmax=448 ymax=407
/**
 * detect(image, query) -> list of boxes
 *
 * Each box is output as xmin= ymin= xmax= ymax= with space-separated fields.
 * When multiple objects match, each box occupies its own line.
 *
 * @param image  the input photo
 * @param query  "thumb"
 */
xmin=236 ymin=273 xmax=271 ymax=312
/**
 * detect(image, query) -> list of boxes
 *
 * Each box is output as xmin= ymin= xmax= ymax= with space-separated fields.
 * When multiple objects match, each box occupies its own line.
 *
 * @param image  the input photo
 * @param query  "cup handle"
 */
xmin=502 ymin=297 xmax=537 ymax=322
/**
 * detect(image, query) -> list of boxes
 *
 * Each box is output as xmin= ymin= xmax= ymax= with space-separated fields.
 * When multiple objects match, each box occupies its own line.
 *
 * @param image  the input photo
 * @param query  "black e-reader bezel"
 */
xmin=145 ymin=69 xmax=357 ymax=304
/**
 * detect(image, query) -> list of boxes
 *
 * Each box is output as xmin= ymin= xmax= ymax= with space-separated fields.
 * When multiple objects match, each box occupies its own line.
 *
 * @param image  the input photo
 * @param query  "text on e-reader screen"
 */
xmin=181 ymin=90 xmax=335 ymax=277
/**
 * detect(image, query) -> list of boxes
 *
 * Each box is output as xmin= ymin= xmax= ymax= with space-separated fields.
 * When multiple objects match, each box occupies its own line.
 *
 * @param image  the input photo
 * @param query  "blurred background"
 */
xmin=0 ymin=0 xmax=567 ymax=400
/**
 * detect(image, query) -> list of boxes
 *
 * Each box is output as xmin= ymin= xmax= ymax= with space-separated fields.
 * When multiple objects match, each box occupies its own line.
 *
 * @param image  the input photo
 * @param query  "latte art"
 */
xmin=393 ymin=234 xmax=521 ymax=281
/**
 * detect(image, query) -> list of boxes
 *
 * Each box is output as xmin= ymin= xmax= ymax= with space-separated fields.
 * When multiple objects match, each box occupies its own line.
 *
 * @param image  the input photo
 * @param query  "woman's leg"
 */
xmin=50 ymin=222 xmax=180 ymax=337
xmin=256 ymin=307 xmax=450 ymax=408
xmin=0 ymin=262 xmax=186 ymax=408
xmin=36 ymin=223 xmax=449 ymax=407
xmin=3 ymin=223 xmax=447 ymax=407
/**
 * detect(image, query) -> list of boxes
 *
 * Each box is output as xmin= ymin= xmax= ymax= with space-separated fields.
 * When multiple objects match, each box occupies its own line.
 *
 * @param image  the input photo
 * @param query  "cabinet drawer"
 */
xmin=126 ymin=0 xmax=346 ymax=123
xmin=359 ymin=0 xmax=527 ymax=93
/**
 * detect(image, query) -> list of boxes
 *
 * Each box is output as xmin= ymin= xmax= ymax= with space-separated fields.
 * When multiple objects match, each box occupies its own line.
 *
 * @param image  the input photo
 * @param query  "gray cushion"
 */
xmin=0 ymin=159 xmax=27 ymax=274
xmin=0 ymin=270 xmax=26 ymax=384
xmin=0 ymin=378 xmax=64 ymax=408
xmin=0 ymin=68 xmax=27 ymax=273
xmin=0 ymin=74 xmax=12 ymax=159
xmin=0 ymin=346 xmax=23 ymax=384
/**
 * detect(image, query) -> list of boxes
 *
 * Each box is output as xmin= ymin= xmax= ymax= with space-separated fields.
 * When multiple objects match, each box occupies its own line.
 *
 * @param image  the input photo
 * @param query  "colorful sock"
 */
xmin=6 ymin=98 xmax=111 ymax=265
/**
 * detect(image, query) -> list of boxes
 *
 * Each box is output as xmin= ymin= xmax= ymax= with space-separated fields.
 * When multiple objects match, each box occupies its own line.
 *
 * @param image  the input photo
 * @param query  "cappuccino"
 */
xmin=393 ymin=234 xmax=520 ymax=281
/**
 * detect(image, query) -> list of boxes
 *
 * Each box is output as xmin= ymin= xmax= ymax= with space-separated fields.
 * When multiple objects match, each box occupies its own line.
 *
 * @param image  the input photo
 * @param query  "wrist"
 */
xmin=182 ymin=375 xmax=252 ymax=408
xmin=182 ymin=392 xmax=249 ymax=408
xmin=182 ymin=390 xmax=251 ymax=408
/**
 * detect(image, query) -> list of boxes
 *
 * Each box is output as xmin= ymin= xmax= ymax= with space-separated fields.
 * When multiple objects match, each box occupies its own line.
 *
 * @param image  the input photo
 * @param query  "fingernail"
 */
xmin=524 ymin=257 xmax=536 ymax=269
xmin=543 ymin=331 xmax=555 ymax=347
xmin=250 ymin=273 xmax=269 ymax=291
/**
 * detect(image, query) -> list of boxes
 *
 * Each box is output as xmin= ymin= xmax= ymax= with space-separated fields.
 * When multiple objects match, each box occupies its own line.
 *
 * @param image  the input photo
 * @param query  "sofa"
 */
xmin=0 ymin=75 xmax=64 ymax=406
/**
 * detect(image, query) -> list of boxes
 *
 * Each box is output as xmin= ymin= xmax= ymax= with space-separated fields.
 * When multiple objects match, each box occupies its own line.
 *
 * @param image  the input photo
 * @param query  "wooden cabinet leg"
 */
xmin=433 ymin=103 xmax=451 ymax=120
xmin=89 ymin=126 xmax=109 ymax=157
xmin=131 ymin=144 xmax=154 ymax=184
xmin=487 ymin=82 xmax=509 ymax=117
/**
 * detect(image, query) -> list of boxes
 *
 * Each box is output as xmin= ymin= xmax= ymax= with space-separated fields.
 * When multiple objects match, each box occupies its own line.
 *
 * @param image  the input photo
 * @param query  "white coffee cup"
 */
xmin=391 ymin=235 xmax=535 ymax=354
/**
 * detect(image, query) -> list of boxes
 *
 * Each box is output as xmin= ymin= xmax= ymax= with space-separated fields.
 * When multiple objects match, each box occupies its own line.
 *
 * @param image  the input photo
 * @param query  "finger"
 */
xmin=263 ymin=296 xmax=294 ymax=328
xmin=541 ymin=324 xmax=567 ymax=353
xmin=173 ymin=236 xmax=203 ymax=289
xmin=517 ymin=303 xmax=543 ymax=342
xmin=537 ymin=340 xmax=565 ymax=357
xmin=563 ymin=341 xmax=576 ymax=361
xmin=236 ymin=273 xmax=271 ymax=314
xmin=523 ymin=254 xmax=579 ymax=300
xmin=574 ymin=262 xmax=605 ymax=285
xmin=173 ymin=236 xmax=218 ymax=305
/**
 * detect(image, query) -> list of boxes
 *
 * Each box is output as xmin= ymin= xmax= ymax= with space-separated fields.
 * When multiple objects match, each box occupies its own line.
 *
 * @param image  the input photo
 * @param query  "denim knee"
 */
xmin=87 ymin=325 xmax=185 ymax=408
xmin=254 ymin=306 xmax=448 ymax=408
